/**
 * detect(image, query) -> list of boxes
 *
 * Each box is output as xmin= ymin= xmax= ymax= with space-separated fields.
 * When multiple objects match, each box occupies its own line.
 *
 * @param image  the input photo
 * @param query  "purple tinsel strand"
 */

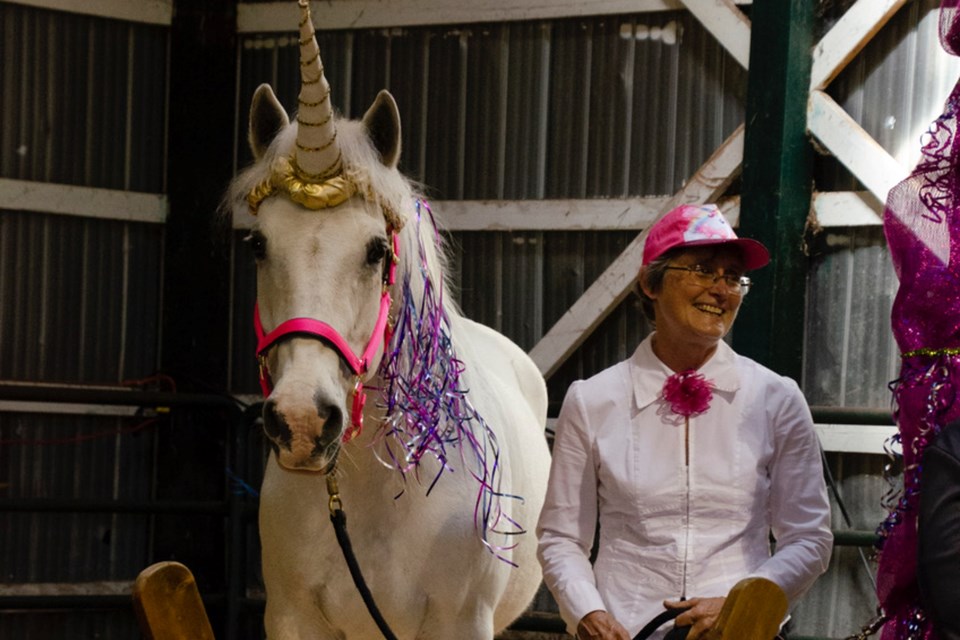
xmin=876 ymin=361 xmax=955 ymax=553
xmin=373 ymin=200 xmax=525 ymax=563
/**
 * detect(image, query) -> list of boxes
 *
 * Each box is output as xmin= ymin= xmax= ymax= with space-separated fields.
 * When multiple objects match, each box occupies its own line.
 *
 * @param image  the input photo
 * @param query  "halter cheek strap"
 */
xmin=255 ymin=231 xmax=399 ymax=442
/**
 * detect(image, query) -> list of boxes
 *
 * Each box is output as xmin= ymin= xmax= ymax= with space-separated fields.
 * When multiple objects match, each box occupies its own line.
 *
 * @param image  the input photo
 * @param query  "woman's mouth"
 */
xmin=694 ymin=303 xmax=723 ymax=316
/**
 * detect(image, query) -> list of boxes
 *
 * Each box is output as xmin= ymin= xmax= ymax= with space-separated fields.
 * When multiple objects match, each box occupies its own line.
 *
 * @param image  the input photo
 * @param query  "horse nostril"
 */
xmin=263 ymin=399 xmax=292 ymax=445
xmin=314 ymin=400 xmax=343 ymax=449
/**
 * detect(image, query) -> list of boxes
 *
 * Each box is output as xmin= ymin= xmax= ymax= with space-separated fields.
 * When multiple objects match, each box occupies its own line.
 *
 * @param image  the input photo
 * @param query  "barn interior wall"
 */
xmin=0 ymin=0 xmax=956 ymax=638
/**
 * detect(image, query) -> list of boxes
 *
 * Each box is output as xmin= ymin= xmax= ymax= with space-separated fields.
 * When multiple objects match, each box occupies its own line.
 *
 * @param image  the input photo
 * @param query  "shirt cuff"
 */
xmin=557 ymin=581 xmax=608 ymax=634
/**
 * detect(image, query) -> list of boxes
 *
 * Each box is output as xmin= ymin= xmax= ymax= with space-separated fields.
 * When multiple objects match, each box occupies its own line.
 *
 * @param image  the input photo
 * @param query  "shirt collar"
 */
xmin=629 ymin=333 xmax=741 ymax=411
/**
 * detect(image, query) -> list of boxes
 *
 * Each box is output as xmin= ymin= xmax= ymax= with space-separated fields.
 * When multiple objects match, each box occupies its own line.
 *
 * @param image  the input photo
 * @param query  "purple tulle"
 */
xmin=879 ymin=2 xmax=960 ymax=637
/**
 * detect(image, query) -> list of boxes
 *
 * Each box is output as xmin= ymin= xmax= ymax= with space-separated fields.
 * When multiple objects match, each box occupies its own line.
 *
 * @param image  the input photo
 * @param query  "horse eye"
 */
xmin=245 ymin=231 xmax=267 ymax=260
xmin=366 ymin=238 xmax=388 ymax=265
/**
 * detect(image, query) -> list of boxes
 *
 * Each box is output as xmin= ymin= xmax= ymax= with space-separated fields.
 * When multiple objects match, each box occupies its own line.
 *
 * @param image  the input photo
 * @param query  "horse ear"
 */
xmin=249 ymin=84 xmax=290 ymax=160
xmin=362 ymin=90 xmax=402 ymax=169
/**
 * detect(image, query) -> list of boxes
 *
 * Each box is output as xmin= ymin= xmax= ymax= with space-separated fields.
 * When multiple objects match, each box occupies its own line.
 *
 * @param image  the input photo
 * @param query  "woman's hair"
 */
xmin=635 ymin=249 xmax=677 ymax=323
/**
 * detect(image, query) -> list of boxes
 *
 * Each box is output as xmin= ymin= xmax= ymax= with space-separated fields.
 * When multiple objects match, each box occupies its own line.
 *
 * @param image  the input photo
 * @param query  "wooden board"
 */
xmin=132 ymin=562 xmax=216 ymax=640
xmin=705 ymin=577 xmax=788 ymax=640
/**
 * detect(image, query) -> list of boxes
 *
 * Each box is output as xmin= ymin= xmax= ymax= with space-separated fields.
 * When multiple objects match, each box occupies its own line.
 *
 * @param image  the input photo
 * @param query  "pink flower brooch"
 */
xmin=661 ymin=370 xmax=714 ymax=418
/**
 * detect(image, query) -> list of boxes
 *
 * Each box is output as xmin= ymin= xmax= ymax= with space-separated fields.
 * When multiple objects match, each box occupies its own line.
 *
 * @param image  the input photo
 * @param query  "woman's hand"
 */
xmin=576 ymin=610 xmax=631 ymax=640
xmin=663 ymin=597 xmax=725 ymax=640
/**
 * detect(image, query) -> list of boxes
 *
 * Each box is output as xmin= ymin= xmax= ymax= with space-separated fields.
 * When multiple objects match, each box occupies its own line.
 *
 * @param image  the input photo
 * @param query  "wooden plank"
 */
xmin=4 ymin=0 xmax=172 ymax=25
xmin=0 ymin=581 xmax=133 ymax=596
xmin=234 ymin=196 xmax=745 ymax=232
xmin=815 ymin=423 xmax=898 ymax=455
xmin=431 ymin=197 xmax=671 ymax=231
xmin=810 ymin=0 xmax=907 ymax=90
xmin=0 ymin=401 xmax=140 ymax=417
xmin=549 ymin=419 xmax=896 ymax=453
xmin=235 ymin=197 xmax=670 ymax=231
xmin=238 ymin=0 xmax=753 ymax=32
xmin=133 ymin=562 xmax=215 ymax=640
xmin=235 ymin=188 xmax=877 ymax=231
xmin=812 ymin=190 xmax=883 ymax=227
xmin=529 ymin=125 xmax=745 ymax=378
xmin=807 ymin=90 xmax=907 ymax=205
xmin=678 ymin=0 xmax=751 ymax=70
xmin=0 ymin=178 xmax=168 ymax=224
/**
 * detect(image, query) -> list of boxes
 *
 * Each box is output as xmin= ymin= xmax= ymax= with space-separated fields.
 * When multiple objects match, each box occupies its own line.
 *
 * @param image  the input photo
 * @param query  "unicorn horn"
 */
xmin=294 ymin=0 xmax=341 ymax=181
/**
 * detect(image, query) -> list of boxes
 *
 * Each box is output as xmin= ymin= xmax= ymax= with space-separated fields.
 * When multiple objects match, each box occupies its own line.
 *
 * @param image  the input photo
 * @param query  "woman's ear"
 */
xmin=638 ymin=267 xmax=658 ymax=300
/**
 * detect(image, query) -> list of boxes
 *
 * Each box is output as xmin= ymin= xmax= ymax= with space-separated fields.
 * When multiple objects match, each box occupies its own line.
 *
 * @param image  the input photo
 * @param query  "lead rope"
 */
xmin=632 ymin=609 xmax=682 ymax=640
xmin=326 ymin=473 xmax=400 ymax=640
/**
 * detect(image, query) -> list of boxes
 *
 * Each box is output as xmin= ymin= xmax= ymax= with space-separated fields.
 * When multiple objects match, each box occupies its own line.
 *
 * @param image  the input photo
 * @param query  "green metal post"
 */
xmin=733 ymin=0 xmax=816 ymax=381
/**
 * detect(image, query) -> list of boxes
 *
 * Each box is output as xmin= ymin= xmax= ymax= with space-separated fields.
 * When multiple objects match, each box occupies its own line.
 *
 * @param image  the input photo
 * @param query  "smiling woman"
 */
xmin=536 ymin=204 xmax=834 ymax=640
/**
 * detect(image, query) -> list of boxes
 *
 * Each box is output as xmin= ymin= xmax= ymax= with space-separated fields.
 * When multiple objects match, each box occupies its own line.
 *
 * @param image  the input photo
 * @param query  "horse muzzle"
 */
xmin=263 ymin=395 xmax=343 ymax=473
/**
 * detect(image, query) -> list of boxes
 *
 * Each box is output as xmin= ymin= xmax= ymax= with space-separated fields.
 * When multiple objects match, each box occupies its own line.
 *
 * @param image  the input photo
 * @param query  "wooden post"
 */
xmin=162 ymin=0 xmax=236 ymax=390
xmin=158 ymin=1 xmax=237 ymax=635
xmin=734 ymin=0 xmax=815 ymax=381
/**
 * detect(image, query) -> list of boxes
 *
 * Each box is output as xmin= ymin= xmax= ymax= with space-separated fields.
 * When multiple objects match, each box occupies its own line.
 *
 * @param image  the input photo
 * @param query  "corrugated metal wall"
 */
xmin=0 ymin=3 xmax=167 ymax=638
xmin=0 ymin=4 xmax=167 ymax=191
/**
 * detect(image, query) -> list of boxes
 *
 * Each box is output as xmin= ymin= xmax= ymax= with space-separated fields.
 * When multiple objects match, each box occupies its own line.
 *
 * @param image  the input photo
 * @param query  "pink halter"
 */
xmin=254 ymin=231 xmax=399 ymax=442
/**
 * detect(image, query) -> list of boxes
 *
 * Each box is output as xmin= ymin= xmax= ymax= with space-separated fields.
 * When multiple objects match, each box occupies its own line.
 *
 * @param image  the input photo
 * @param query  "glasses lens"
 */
xmin=692 ymin=269 xmax=717 ymax=288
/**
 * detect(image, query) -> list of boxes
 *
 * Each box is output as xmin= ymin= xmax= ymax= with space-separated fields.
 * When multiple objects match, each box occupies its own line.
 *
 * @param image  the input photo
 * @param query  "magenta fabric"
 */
xmin=879 ymin=2 xmax=960 ymax=638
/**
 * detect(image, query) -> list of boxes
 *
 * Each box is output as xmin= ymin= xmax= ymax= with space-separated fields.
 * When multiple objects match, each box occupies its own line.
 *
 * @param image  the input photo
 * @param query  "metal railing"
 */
xmin=0 ymin=383 xmax=259 ymax=640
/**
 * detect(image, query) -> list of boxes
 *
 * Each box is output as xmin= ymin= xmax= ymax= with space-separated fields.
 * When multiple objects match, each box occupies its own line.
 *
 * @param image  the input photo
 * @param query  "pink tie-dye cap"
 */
xmin=642 ymin=204 xmax=770 ymax=269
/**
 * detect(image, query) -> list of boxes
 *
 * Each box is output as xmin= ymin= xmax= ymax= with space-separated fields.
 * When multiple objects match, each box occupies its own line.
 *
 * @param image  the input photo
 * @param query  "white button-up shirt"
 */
xmin=536 ymin=335 xmax=833 ymax=638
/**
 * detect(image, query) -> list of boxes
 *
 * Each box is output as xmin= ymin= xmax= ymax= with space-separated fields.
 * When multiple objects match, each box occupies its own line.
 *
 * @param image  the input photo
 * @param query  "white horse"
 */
xmin=225 ymin=2 xmax=551 ymax=638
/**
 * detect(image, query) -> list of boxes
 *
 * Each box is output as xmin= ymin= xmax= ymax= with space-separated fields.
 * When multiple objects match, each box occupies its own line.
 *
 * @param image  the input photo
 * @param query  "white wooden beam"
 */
xmin=807 ymin=90 xmax=907 ymax=206
xmin=235 ymin=192 xmax=878 ymax=231
xmin=810 ymin=0 xmax=907 ymax=90
xmin=4 ymin=0 xmax=172 ymax=25
xmin=678 ymin=0 xmax=751 ymax=70
xmin=0 ymin=581 xmax=133 ymax=596
xmin=550 ymin=407 xmax=897 ymax=454
xmin=234 ymin=197 xmax=672 ymax=231
xmin=416 ymin=197 xmax=673 ymax=231
xmin=233 ymin=195 xmax=741 ymax=231
xmin=529 ymin=125 xmax=745 ymax=378
xmin=238 ymin=0 xmax=753 ymax=33
xmin=815 ymin=423 xmax=898 ymax=455
xmin=812 ymin=191 xmax=883 ymax=227
xmin=0 ymin=179 xmax=168 ymax=224
xmin=439 ymin=196 xmax=742 ymax=230
xmin=0 ymin=401 xmax=140 ymax=417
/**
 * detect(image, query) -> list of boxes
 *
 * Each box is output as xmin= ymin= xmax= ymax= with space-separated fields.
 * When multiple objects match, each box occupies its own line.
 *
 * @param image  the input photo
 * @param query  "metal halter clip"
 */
xmin=326 ymin=474 xmax=342 ymax=515
xmin=843 ymin=611 xmax=887 ymax=640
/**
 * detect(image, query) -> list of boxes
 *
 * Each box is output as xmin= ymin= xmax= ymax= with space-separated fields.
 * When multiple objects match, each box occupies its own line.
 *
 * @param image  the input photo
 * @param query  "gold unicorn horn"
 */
xmin=294 ymin=0 xmax=341 ymax=182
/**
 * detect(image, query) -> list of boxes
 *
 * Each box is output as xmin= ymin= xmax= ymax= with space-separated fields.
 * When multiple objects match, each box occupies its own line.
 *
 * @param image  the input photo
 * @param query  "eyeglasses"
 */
xmin=664 ymin=264 xmax=752 ymax=295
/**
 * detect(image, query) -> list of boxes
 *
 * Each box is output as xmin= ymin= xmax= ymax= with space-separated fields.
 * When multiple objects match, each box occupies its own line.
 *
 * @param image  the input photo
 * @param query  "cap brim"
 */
xmin=671 ymin=237 xmax=770 ymax=270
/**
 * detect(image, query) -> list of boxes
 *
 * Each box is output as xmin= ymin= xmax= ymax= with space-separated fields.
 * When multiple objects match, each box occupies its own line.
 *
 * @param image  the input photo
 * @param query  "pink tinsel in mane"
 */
xmin=661 ymin=370 xmax=714 ymax=418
